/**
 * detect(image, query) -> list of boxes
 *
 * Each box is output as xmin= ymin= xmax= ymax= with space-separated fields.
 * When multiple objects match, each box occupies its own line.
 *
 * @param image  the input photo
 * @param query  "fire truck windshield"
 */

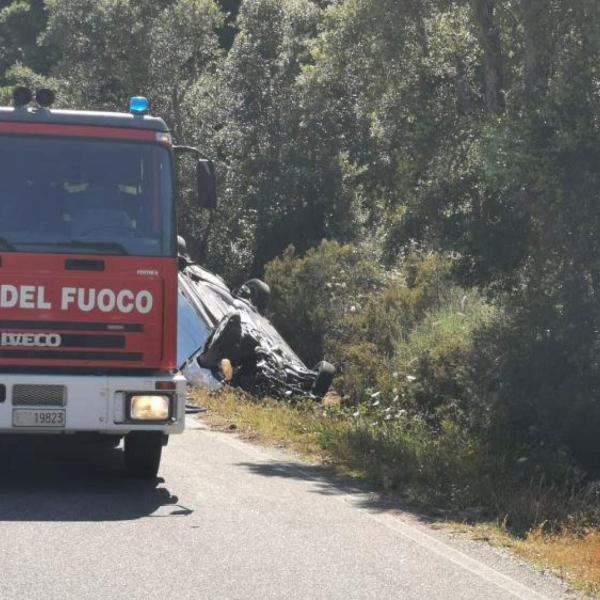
xmin=0 ymin=136 xmax=174 ymax=257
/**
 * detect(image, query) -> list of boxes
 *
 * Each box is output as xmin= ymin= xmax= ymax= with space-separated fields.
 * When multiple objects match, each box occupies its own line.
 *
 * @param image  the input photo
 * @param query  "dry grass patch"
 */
xmin=190 ymin=388 xmax=336 ymax=461
xmin=516 ymin=530 xmax=600 ymax=597
xmin=441 ymin=523 xmax=600 ymax=597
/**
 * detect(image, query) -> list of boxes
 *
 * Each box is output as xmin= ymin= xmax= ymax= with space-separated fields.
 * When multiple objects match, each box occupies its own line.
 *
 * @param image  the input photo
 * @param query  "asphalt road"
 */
xmin=0 ymin=418 xmax=582 ymax=600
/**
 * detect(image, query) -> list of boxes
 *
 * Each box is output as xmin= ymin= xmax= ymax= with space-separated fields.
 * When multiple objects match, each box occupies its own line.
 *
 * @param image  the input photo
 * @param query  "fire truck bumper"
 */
xmin=0 ymin=373 xmax=186 ymax=435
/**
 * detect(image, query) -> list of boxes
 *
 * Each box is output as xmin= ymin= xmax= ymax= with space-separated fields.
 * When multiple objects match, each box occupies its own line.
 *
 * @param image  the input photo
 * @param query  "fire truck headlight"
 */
xmin=129 ymin=395 xmax=171 ymax=421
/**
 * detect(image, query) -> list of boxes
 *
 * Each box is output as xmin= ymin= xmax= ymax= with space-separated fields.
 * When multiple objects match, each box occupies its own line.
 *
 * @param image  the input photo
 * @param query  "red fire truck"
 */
xmin=0 ymin=88 xmax=216 ymax=477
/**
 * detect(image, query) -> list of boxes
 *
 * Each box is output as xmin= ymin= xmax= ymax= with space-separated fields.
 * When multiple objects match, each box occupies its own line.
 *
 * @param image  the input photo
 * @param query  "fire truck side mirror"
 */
xmin=196 ymin=159 xmax=217 ymax=210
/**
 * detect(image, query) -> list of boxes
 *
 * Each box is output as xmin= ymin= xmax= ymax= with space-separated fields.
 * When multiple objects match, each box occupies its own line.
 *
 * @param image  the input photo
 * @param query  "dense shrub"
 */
xmin=486 ymin=313 xmax=600 ymax=473
xmin=324 ymin=252 xmax=499 ymax=429
xmin=267 ymin=244 xmax=502 ymax=438
xmin=264 ymin=243 xmax=593 ymax=509
xmin=264 ymin=240 xmax=384 ymax=367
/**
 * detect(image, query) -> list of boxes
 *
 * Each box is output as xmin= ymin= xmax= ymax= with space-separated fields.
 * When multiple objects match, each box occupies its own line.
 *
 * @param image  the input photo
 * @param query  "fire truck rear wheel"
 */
xmin=124 ymin=432 xmax=163 ymax=478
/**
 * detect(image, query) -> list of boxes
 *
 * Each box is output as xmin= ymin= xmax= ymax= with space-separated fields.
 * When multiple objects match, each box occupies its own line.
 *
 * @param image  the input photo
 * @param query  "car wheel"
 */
xmin=312 ymin=361 xmax=336 ymax=397
xmin=243 ymin=279 xmax=271 ymax=314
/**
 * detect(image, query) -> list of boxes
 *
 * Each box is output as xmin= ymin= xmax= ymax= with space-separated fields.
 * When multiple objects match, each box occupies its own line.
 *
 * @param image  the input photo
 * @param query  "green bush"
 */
xmin=263 ymin=239 xmax=598 ymax=526
xmin=327 ymin=252 xmax=498 ymax=427
xmin=267 ymin=245 xmax=503 ymax=440
xmin=264 ymin=240 xmax=384 ymax=367
xmin=484 ymin=312 xmax=600 ymax=473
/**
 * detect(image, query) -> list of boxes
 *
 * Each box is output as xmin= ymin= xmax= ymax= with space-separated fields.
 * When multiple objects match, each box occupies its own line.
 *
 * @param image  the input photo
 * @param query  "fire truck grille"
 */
xmin=12 ymin=384 xmax=66 ymax=407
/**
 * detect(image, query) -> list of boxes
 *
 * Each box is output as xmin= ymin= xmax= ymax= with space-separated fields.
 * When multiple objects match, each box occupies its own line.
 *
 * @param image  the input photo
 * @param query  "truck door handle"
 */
xmin=65 ymin=259 xmax=105 ymax=271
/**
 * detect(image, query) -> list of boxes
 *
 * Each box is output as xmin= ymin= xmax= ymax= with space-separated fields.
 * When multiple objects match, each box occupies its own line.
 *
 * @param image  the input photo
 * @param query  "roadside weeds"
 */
xmin=191 ymin=388 xmax=600 ymax=599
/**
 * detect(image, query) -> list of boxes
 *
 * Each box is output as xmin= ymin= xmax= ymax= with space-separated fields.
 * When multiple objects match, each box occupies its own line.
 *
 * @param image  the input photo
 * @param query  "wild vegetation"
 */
xmin=3 ymin=0 xmax=600 ymax=557
xmin=196 ymin=388 xmax=600 ymax=596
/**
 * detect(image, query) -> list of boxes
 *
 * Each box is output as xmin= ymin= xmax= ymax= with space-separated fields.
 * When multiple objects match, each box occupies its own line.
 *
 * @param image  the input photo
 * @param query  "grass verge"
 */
xmin=191 ymin=388 xmax=600 ymax=597
xmin=441 ymin=523 xmax=600 ymax=598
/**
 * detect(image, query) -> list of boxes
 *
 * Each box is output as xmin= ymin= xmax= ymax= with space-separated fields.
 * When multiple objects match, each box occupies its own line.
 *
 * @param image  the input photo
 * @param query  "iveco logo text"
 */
xmin=1 ymin=333 xmax=62 ymax=347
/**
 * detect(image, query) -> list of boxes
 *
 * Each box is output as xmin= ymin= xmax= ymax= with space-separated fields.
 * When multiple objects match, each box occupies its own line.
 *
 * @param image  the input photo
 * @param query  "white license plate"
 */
xmin=13 ymin=409 xmax=66 ymax=428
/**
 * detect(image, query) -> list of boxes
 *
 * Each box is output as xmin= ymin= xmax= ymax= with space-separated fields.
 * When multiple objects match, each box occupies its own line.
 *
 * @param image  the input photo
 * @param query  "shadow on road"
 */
xmin=0 ymin=436 xmax=193 ymax=522
xmin=235 ymin=460 xmax=447 ymax=524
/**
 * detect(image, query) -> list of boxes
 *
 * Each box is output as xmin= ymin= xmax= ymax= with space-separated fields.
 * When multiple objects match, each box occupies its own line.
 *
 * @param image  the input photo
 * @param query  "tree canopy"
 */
xmin=2 ymin=0 xmax=600 ymax=468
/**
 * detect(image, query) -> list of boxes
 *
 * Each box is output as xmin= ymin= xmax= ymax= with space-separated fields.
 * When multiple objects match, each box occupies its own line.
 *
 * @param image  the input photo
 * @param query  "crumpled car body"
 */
xmin=178 ymin=262 xmax=334 ymax=398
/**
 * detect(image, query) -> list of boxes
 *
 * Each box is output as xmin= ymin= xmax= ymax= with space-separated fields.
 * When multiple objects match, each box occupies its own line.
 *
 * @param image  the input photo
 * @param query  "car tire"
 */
xmin=124 ymin=432 xmax=163 ymax=478
xmin=244 ymin=279 xmax=271 ymax=314
xmin=312 ymin=361 xmax=336 ymax=397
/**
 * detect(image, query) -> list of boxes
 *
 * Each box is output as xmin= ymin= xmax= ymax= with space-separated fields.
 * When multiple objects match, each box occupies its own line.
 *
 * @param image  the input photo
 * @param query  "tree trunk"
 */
xmin=521 ymin=0 xmax=549 ymax=96
xmin=455 ymin=56 xmax=473 ymax=114
xmin=171 ymin=88 xmax=184 ymax=144
xmin=470 ymin=0 xmax=505 ymax=113
xmin=196 ymin=210 xmax=216 ymax=263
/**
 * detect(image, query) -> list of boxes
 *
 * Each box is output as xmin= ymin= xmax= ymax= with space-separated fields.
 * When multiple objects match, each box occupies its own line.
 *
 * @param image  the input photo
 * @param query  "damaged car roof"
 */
xmin=177 ymin=260 xmax=334 ymax=399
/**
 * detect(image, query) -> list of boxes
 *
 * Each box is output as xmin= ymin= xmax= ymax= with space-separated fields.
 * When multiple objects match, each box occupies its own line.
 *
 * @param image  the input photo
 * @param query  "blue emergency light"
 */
xmin=129 ymin=96 xmax=150 ymax=115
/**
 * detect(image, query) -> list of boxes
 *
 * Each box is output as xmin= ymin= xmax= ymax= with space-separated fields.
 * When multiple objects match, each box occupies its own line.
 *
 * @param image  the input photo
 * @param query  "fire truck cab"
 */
xmin=0 ymin=89 xmax=215 ymax=477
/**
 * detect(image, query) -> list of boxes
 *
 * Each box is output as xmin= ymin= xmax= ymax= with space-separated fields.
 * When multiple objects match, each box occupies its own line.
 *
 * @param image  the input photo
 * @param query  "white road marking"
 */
xmin=196 ymin=419 xmax=555 ymax=600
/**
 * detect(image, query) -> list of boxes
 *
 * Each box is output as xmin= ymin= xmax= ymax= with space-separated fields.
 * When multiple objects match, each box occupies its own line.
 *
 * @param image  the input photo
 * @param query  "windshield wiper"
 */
xmin=17 ymin=240 xmax=130 ymax=255
xmin=0 ymin=237 xmax=16 ymax=251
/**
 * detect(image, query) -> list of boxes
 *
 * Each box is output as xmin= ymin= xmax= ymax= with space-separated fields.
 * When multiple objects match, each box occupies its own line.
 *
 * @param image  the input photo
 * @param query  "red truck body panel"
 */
xmin=0 ymin=253 xmax=178 ymax=371
xmin=0 ymin=122 xmax=158 ymax=141
xmin=0 ymin=120 xmax=177 ymax=373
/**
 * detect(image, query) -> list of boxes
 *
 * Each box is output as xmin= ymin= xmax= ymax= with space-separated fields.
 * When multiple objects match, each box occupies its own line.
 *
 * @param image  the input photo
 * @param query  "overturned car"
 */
xmin=177 ymin=246 xmax=335 ymax=399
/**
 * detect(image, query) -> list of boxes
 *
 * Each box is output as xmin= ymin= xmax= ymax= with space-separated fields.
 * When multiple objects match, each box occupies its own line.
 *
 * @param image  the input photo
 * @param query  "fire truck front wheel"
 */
xmin=124 ymin=432 xmax=164 ymax=478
